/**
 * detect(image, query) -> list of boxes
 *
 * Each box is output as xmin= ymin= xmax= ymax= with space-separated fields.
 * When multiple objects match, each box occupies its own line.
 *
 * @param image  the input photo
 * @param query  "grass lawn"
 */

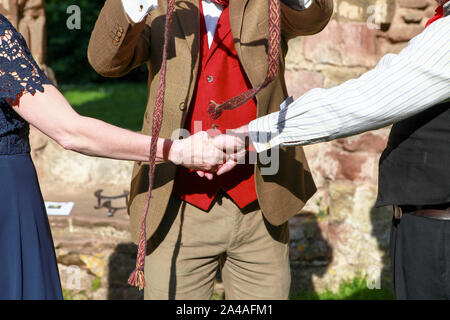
xmin=60 ymin=83 xmax=148 ymax=132
xmin=290 ymin=277 xmax=395 ymax=300
xmin=210 ymin=276 xmax=395 ymax=300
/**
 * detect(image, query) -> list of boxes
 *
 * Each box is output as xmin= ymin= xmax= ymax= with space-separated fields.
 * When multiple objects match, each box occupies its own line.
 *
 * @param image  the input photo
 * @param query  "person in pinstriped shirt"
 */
xmin=212 ymin=1 xmax=450 ymax=299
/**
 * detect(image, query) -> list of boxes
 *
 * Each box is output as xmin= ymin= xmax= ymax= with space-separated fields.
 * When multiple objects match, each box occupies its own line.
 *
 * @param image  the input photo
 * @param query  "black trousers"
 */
xmin=390 ymin=213 xmax=450 ymax=299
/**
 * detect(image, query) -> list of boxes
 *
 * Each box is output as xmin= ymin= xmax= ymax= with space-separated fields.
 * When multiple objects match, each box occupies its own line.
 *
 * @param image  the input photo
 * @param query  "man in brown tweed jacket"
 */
xmin=88 ymin=0 xmax=332 ymax=299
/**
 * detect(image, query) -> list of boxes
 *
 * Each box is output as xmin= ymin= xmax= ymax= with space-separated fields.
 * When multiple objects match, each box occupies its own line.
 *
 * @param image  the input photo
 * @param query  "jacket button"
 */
xmin=207 ymin=75 xmax=214 ymax=83
xmin=179 ymin=102 xmax=186 ymax=111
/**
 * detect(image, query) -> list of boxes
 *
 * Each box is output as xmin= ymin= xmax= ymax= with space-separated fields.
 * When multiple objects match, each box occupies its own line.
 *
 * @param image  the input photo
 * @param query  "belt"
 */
xmin=394 ymin=203 xmax=450 ymax=220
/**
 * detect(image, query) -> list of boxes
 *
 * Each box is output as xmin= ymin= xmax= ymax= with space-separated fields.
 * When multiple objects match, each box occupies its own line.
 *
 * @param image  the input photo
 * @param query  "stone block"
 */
xmin=325 ymin=148 xmax=376 ymax=182
xmin=286 ymin=37 xmax=306 ymax=69
xmin=377 ymin=36 xmax=409 ymax=56
xmin=400 ymin=9 xmax=425 ymax=23
xmin=302 ymin=20 xmax=381 ymax=68
xmin=387 ymin=24 xmax=424 ymax=42
xmin=336 ymin=0 xmax=395 ymax=25
xmin=337 ymin=0 xmax=366 ymax=22
xmin=334 ymin=132 xmax=388 ymax=153
xmin=398 ymin=0 xmax=429 ymax=9
xmin=80 ymin=254 xmax=107 ymax=278
xmin=285 ymin=69 xmax=325 ymax=99
xmin=319 ymin=65 xmax=367 ymax=88
xmin=328 ymin=182 xmax=356 ymax=221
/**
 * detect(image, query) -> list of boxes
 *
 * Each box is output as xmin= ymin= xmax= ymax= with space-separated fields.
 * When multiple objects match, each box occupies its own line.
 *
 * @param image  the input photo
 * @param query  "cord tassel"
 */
xmin=128 ymin=269 xmax=145 ymax=291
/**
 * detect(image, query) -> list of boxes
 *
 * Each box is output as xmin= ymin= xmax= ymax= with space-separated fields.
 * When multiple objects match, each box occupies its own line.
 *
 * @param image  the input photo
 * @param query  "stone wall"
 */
xmin=29 ymin=0 xmax=438 ymax=298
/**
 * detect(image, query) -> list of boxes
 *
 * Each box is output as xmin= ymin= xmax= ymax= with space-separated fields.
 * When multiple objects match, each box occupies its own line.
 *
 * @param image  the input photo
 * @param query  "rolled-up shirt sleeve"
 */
xmin=249 ymin=16 xmax=450 ymax=153
xmin=121 ymin=0 xmax=158 ymax=23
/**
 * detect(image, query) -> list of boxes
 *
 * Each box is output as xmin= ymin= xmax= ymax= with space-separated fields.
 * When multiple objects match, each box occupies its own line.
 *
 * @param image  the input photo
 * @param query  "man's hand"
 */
xmin=195 ymin=124 xmax=254 ymax=178
xmin=168 ymin=131 xmax=229 ymax=179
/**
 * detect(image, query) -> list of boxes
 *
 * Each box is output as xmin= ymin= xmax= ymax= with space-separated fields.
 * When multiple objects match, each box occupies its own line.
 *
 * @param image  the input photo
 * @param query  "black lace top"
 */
xmin=0 ymin=14 xmax=53 ymax=155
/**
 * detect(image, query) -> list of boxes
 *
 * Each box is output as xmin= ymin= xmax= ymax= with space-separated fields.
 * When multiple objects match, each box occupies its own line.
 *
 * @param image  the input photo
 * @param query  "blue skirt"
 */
xmin=0 ymin=154 xmax=63 ymax=300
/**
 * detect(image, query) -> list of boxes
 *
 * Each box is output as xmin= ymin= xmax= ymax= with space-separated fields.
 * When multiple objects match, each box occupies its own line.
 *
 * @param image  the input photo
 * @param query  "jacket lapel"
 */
xmin=229 ymin=0 xmax=249 ymax=59
xmin=205 ymin=6 xmax=232 ymax=65
xmin=173 ymin=0 xmax=252 ymax=64
xmin=174 ymin=0 xmax=200 ymax=52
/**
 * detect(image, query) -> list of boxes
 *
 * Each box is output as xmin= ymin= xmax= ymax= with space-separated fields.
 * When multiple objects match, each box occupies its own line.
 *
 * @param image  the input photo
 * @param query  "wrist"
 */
xmin=167 ymin=139 xmax=182 ymax=165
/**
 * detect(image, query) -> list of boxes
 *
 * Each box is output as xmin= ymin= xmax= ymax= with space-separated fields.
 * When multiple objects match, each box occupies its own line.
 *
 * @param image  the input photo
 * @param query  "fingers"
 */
xmin=196 ymin=170 xmax=205 ymax=178
xmin=204 ymin=144 xmax=228 ymax=172
xmin=196 ymin=170 xmax=214 ymax=180
xmin=205 ymin=131 xmax=242 ymax=175
xmin=213 ymin=133 xmax=238 ymax=153
xmin=180 ymin=130 xmax=246 ymax=176
xmin=204 ymin=172 xmax=214 ymax=180
xmin=216 ymin=158 xmax=238 ymax=176
xmin=213 ymin=131 xmax=248 ymax=155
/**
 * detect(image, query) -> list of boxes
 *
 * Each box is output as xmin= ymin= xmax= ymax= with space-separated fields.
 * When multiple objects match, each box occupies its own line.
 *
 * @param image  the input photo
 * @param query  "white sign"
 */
xmin=45 ymin=202 xmax=75 ymax=216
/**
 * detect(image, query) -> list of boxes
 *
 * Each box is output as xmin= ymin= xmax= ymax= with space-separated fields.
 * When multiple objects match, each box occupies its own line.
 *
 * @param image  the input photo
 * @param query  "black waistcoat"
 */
xmin=375 ymin=100 xmax=450 ymax=207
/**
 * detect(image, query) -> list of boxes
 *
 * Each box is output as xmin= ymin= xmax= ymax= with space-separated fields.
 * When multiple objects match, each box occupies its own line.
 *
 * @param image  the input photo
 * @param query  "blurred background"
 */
xmin=0 ymin=0 xmax=439 ymax=299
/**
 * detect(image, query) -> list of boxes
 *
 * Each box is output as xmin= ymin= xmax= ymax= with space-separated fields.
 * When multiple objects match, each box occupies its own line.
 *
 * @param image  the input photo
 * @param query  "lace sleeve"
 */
xmin=0 ymin=14 xmax=53 ymax=105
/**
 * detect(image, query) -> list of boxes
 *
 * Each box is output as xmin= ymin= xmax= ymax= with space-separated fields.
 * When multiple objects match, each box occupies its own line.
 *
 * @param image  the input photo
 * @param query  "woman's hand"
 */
xmin=12 ymin=85 xmax=230 ymax=178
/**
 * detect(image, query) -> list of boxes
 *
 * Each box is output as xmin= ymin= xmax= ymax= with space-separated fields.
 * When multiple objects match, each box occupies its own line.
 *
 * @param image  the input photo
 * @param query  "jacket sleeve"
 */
xmin=87 ymin=0 xmax=151 ymax=77
xmin=281 ymin=0 xmax=333 ymax=40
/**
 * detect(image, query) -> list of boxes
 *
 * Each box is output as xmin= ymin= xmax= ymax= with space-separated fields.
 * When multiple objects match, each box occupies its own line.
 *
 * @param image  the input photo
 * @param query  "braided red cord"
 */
xmin=128 ymin=0 xmax=176 ymax=291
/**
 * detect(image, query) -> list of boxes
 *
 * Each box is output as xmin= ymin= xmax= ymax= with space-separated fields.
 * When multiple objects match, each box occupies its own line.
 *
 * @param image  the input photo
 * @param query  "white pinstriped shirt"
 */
xmin=249 ymin=14 xmax=450 ymax=153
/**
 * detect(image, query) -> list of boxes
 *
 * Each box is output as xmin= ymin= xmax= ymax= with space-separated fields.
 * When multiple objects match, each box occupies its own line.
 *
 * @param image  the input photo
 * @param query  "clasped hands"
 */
xmin=168 ymin=124 xmax=251 ymax=180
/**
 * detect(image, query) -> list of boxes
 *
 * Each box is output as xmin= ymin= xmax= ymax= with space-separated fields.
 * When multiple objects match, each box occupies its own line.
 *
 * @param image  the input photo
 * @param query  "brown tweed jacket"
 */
xmin=88 ymin=0 xmax=333 ymax=244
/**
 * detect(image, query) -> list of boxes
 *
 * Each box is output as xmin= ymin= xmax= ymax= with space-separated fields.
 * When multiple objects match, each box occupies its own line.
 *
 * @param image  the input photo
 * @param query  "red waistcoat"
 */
xmin=172 ymin=2 xmax=258 ymax=211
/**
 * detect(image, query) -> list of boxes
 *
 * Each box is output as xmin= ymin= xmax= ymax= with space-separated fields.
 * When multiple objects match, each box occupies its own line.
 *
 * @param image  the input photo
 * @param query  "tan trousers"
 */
xmin=144 ymin=191 xmax=291 ymax=300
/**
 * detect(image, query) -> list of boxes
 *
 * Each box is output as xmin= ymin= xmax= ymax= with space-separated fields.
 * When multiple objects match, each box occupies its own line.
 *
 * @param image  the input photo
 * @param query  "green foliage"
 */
xmin=45 ymin=0 xmax=147 ymax=84
xmin=315 ymin=196 xmax=329 ymax=221
xmin=212 ymin=291 xmax=225 ymax=300
xmin=62 ymin=288 xmax=74 ymax=300
xmin=91 ymin=277 xmax=102 ymax=292
xmin=291 ymin=276 xmax=395 ymax=300
xmin=60 ymin=83 xmax=148 ymax=131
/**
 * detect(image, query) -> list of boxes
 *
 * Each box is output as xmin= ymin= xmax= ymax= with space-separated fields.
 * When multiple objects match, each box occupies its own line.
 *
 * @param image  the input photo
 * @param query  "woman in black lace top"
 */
xmin=0 ymin=14 xmax=227 ymax=299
